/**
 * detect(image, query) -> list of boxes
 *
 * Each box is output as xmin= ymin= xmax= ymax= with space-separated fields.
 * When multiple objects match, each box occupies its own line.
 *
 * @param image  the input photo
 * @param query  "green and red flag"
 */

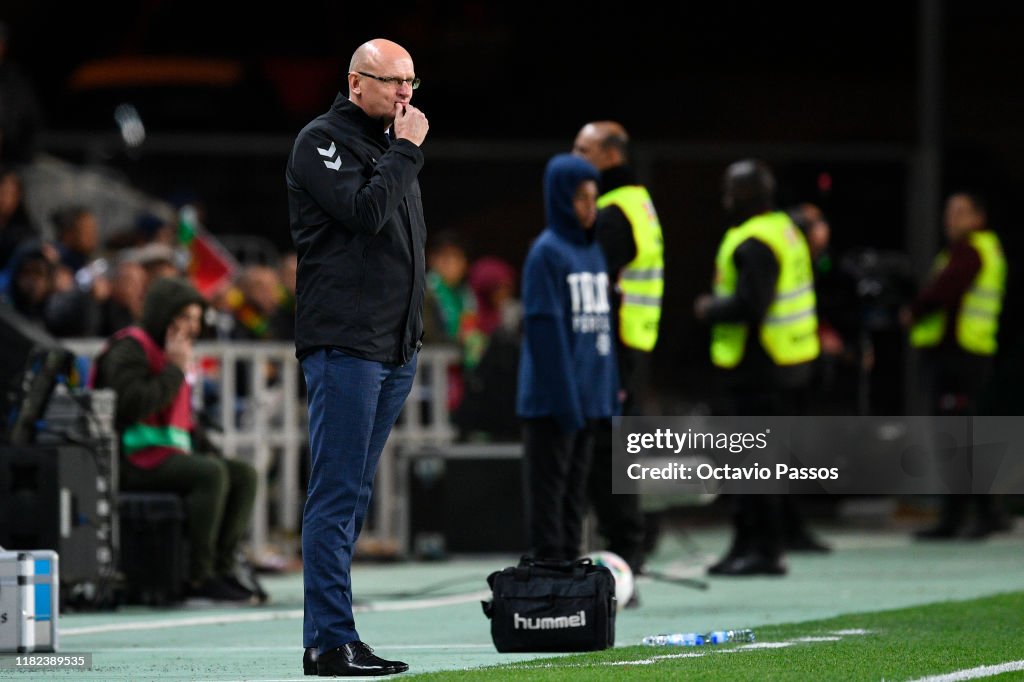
xmin=177 ymin=205 xmax=237 ymax=299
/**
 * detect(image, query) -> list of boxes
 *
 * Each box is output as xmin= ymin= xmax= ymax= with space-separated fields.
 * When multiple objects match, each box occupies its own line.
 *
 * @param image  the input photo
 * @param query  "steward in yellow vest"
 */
xmin=695 ymin=164 xmax=819 ymax=394
xmin=906 ymin=192 xmax=1009 ymax=540
xmin=694 ymin=159 xmax=824 ymax=577
xmin=574 ymin=122 xmax=664 ymax=357
xmin=709 ymin=211 xmax=820 ymax=369
xmin=909 ymin=197 xmax=1006 ymax=358
xmin=591 ymin=175 xmax=664 ymax=356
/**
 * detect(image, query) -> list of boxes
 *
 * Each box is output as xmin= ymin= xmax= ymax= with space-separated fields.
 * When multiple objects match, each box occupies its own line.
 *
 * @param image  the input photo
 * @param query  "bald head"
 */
xmin=347 ymin=38 xmax=417 ymax=125
xmin=573 ymin=121 xmax=630 ymax=171
xmin=722 ymin=159 xmax=776 ymax=224
xmin=349 ymin=38 xmax=411 ymax=74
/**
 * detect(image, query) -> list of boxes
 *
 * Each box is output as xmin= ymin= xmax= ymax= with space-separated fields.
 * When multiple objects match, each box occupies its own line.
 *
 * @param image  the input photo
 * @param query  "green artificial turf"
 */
xmin=410 ymin=591 xmax=1024 ymax=681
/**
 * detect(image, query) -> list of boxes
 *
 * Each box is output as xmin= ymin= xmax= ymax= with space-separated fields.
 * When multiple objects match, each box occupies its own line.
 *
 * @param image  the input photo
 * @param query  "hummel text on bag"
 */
xmin=513 ymin=611 xmax=587 ymax=630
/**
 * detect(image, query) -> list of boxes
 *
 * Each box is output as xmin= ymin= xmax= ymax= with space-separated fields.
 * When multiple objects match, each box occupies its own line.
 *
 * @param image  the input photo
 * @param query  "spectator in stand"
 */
xmin=226 ymin=265 xmax=284 ymax=341
xmin=425 ymin=230 xmax=484 ymax=409
xmin=279 ymin=251 xmax=297 ymax=298
xmin=425 ymin=232 xmax=480 ymax=344
xmin=121 ymin=243 xmax=181 ymax=286
xmin=91 ymin=277 xmax=261 ymax=604
xmin=44 ymin=206 xmax=112 ymax=337
xmin=455 ymin=256 xmax=522 ymax=441
xmin=273 ymin=251 xmax=297 ymax=340
xmin=469 ymin=256 xmax=520 ymax=337
xmin=1 ymin=239 xmax=103 ymax=337
xmin=107 ymin=212 xmax=176 ymax=251
xmin=98 ymin=260 xmax=148 ymax=336
xmin=52 ymin=206 xmax=101 ymax=273
xmin=2 ymin=240 xmax=55 ymax=325
xmin=0 ymin=166 xmax=35 ymax=272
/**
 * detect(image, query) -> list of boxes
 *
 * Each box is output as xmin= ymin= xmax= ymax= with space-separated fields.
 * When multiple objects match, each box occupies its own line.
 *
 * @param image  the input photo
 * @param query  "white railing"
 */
xmin=63 ymin=339 xmax=461 ymax=557
xmin=375 ymin=345 xmax=460 ymax=551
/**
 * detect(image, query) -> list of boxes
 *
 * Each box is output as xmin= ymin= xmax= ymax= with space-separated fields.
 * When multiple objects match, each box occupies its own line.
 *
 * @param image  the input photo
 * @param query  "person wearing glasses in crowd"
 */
xmin=286 ymin=38 xmax=427 ymax=677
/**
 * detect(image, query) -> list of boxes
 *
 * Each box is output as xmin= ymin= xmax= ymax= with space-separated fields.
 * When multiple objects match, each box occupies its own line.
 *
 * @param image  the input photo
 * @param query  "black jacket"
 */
xmin=595 ymin=165 xmax=639 ymax=278
xmin=287 ymin=94 xmax=426 ymax=363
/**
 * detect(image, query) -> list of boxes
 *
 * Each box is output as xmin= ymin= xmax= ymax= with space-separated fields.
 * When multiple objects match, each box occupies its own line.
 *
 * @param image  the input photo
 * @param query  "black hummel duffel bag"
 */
xmin=482 ymin=556 xmax=616 ymax=652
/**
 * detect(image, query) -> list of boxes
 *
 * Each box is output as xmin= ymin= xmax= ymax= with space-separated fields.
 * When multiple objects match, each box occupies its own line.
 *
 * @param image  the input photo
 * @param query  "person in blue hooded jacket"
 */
xmin=517 ymin=153 xmax=619 ymax=561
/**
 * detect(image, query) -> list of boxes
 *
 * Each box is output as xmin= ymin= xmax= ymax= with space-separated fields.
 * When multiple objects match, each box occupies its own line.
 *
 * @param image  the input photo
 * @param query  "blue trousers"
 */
xmin=301 ymin=348 xmax=417 ymax=652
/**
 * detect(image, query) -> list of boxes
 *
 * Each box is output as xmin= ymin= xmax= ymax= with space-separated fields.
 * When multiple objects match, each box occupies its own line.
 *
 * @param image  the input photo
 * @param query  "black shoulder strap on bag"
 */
xmin=517 ymin=556 xmax=595 ymax=578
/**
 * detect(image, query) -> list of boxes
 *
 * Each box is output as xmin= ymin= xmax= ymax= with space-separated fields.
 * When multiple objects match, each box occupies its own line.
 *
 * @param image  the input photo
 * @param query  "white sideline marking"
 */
xmin=60 ymin=590 xmax=491 ymax=637
xmin=516 ymin=629 xmax=874 ymax=670
xmin=907 ymin=660 xmax=1024 ymax=682
xmin=197 ymin=675 xmax=309 ymax=679
xmin=62 ymin=609 xmax=304 ymax=635
xmin=793 ymin=636 xmax=843 ymax=642
xmin=611 ymin=652 xmax=706 ymax=665
xmin=91 ymin=643 xmax=494 ymax=652
xmin=359 ymin=590 xmax=491 ymax=613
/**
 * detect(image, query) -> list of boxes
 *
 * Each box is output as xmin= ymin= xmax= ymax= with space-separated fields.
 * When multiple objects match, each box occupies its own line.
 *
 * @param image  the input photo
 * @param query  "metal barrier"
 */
xmin=64 ymin=339 xmax=461 ymax=557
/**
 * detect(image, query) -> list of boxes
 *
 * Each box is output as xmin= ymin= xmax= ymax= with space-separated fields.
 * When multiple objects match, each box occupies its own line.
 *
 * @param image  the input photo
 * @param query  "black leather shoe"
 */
xmin=303 ymin=648 xmax=318 ymax=675
xmin=707 ymin=552 xmax=787 ymax=576
xmin=317 ymin=641 xmax=408 ymax=677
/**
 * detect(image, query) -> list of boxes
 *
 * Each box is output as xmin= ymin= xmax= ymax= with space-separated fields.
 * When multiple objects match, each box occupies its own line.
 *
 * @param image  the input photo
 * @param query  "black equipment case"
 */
xmin=482 ymin=556 xmax=616 ymax=652
xmin=118 ymin=493 xmax=189 ymax=604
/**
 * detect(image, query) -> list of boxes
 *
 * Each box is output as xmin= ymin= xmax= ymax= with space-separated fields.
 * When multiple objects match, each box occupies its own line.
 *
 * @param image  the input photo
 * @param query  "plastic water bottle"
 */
xmin=641 ymin=632 xmax=705 ymax=646
xmin=705 ymin=629 xmax=756 ymax=644
xmin=642 ymin=629 xmax=755 ymax=646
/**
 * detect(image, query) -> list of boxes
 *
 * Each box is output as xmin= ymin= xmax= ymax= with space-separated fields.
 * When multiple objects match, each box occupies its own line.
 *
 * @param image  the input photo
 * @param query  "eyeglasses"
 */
xmin=356 ymin=71 xmax=421 ymax=90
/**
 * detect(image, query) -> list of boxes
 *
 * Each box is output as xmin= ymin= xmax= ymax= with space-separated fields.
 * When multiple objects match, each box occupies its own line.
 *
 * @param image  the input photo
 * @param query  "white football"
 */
xmin=585 ymin=550 xmax=634 ymax=610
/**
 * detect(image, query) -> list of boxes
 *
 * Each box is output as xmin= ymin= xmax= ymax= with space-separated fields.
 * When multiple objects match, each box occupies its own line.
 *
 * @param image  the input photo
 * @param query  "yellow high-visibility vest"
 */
xmin=597 ymin=185 xmax=664 ymax=351
xmin=910 ymin=230 xmax=1006 ymax=356
xmin=710 ymin=212 xmax=820 ymax=368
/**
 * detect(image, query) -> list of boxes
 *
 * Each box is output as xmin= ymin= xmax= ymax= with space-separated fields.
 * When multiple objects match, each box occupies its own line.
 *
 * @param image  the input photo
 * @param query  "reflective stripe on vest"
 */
xmin=597 ymin=185 xmax=664 ymax=351
xmin=910 ymin=230 xmax=1006 ymax=355
xmin=114 ymin=327 xmax=194 ymax=459
xmin=710 ymin=212 xmax=820 ymax=368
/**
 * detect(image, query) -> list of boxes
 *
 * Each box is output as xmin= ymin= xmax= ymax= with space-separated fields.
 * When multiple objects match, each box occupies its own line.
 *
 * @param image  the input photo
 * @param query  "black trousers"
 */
xmin=725 ymin=383 xmax=811 ymax=560
xmin=922 ymin=348 xmax=1001 ymax=528
xmin=587 ymin=347 xmax=649 ymax=570
xmin=588 ymin=418 xmax=645 ymax=570
xmin=522 ymin=417 xmax=595 ymax=561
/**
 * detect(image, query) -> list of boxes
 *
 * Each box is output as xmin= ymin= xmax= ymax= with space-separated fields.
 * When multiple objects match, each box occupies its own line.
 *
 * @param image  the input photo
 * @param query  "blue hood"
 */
xmin=543 ymin=154 xmax=598 ymax=244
